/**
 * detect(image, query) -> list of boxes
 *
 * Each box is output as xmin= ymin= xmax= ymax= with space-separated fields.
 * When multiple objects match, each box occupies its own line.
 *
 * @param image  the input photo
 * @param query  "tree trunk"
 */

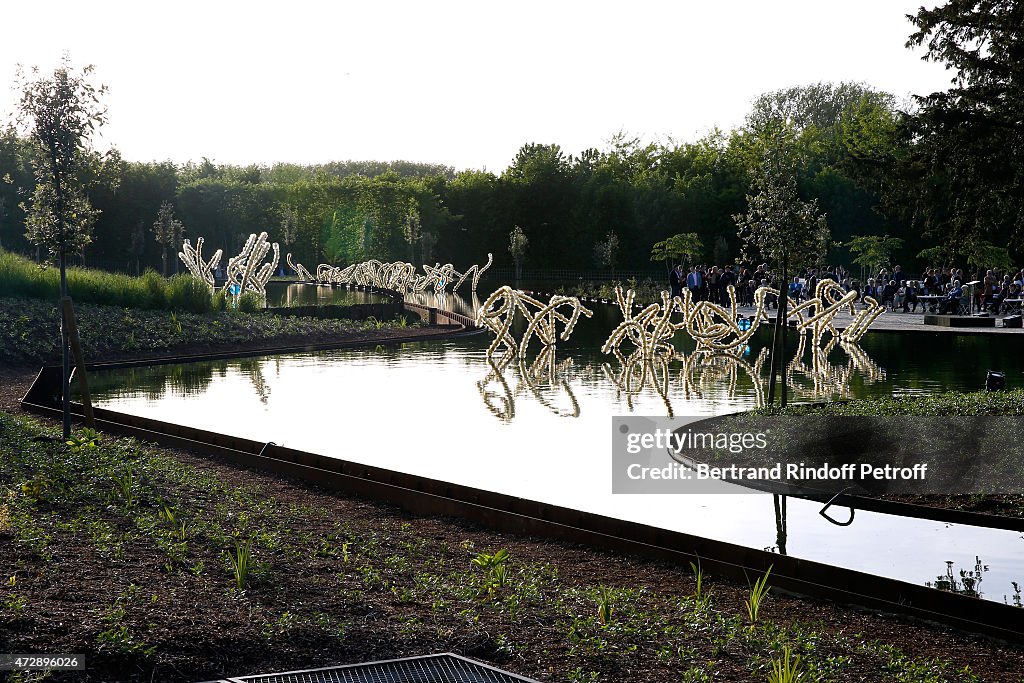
xmin=59 ymin=251 xmax=71 ymax=439
xmin=767 ymin=261 xmax=788 ymax=407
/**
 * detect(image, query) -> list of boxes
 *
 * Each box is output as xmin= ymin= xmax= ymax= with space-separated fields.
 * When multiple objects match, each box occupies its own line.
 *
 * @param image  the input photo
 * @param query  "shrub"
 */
xmin=166 ymin=275 xmax=212 ymax=314
xmin=238 ymin=292 xmax=263 ymax=313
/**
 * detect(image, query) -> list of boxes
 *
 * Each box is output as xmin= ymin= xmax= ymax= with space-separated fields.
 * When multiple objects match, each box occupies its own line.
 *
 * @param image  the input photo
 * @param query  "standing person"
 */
xmin=893 ymin=265 xmax=905 ymax=286
xmin=686 ymin=266 xmax=704 ymax=302
xmin=669 ymin=264 xmax=684 ymax=299
xmin=707 ymin=266 xmax=721 ymax=305
xmin=720 ymin=265 xmax=737 ymax=304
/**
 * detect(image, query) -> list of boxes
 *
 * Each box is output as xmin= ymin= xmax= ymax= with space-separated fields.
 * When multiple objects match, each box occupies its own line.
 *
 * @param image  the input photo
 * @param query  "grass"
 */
xmin=0 ymin=412 xmax=1005 ymax=682
xmin=0 ymin=248 xmax=215 ymax=313
xmin=755 ymin=388 xmax=1024 ymax=417
xmin=746 ymin=566 xmax=772 ymax=627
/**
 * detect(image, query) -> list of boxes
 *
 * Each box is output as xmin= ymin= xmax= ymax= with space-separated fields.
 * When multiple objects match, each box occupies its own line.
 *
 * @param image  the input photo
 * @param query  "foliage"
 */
xmin=508 ymin=225 xmax=528 ymax=278
xmin=845 ymin=234 xmax=904 ymax=277
xmin=745 ymin=565 xmax=772 ymax=627
xmin=0 ymin=249 xmax=211 ymax=312
xmin=152 ymin=201 xmax=184 ymax=276
xmin=593 ymin=231 xmax=619 ymax=273
xmin=734 ymin=138 xmax=830 ymax=273
xmin=0 ymin=294 xmax=410 ymax=366
xmin=227 ymin=536 xmax=254 ymax=590
xmin=14 ymin=56 xmax=108 ymax=259
xmin=901 ymin=0 xmax=1024 ymax=256
xmin=759 ymin=388 xmax=1024 ymax=417
xmin=650 ymin=232 xmax=703 ymax=271
xmin=768 ymin=646 xmax=806 ymax=683
xmin=471 ymin=548 xmax=510 ymax=599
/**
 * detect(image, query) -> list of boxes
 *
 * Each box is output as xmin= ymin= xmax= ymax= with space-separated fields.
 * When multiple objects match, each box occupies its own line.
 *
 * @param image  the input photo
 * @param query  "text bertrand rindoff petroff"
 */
xmin=623 ymin=427 xmax=928 ymax=482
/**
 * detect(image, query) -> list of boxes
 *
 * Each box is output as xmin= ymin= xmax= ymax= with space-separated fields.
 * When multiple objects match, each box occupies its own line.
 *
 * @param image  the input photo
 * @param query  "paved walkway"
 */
xmin=739 ymin=305 xmax=1023 ymax=335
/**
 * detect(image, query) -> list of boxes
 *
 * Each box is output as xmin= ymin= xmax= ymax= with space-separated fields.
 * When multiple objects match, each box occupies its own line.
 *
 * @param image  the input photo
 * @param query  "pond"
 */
xmin=264 ymin=281 xmax=392 ymax=308
xmin=83 ymin=290 xmax=1024 ymax=605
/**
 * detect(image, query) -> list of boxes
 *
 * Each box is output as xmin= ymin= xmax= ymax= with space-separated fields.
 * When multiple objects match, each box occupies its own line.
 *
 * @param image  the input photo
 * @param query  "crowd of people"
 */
xmin=667 ymin=263 xmax=1024 ymax=314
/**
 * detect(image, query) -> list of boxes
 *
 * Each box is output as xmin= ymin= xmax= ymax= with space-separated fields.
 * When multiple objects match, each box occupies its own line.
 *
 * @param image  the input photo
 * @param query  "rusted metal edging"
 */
xmin=19 ymin=371 xmax=1024 ymax=644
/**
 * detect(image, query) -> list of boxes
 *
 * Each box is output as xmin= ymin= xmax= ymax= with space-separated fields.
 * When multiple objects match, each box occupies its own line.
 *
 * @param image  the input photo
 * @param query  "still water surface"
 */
xmin=86 ymin=294 xmax=1024 ymax=604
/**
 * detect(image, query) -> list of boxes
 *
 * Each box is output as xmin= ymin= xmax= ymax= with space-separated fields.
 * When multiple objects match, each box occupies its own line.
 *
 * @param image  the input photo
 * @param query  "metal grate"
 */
xmin=223 ymin=653 xmax=540 ymax=683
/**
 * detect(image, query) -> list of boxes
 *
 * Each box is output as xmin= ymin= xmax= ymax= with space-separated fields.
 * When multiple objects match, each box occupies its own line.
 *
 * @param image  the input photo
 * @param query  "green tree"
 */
xmin=734 ymin=142 xmax=829 ymax=408
xmin=509 ymin=225 xmax=528 ymax=281
xmin=650 ymin=233 xmax=703 ymax=273
xmin=15 ymin=56 xmax=108 ymax=438
xmin=402 ymin=201 xmax=422 ymax=263
xmin=845 ymin=234 xmax=904 ymax=282
xmin=152 ymin=201 xmax=185 ymax=276
xmin=279 ymin=203 xmax=299 ymax=250
xmin=593 ymin=231 xmax=620 ymax=277
xmin=902 ymin=0 xmax=1024 ymax=258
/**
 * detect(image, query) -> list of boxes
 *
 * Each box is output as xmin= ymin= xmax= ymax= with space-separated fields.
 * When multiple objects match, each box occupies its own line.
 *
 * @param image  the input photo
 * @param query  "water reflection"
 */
xmin=479 ymin=340 xmax=882 ymax=421
xmin=477 ymin=346 xmax=580 ymax=422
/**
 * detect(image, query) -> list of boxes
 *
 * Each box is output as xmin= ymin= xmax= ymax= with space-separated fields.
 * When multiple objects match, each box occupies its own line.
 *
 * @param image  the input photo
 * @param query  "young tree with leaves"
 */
xmin=845 ymin=234 xmax=904 ymax=283
xmin=593 ymin=231 xmax=620 ymax=277
xmin=16 ymin=56 xmax=107 ymax=438
xmin=152 ymin=201 xmax=184 ymax=276
xmin=509 ymin=225 xmax=528 ymax=281
xmin=650 ymin=233 xmax=703 ymax=273
xmin=734 ymin=144 xmax=830 ymax=407
xmin=402 ymin=202 xmax=422 ymax=264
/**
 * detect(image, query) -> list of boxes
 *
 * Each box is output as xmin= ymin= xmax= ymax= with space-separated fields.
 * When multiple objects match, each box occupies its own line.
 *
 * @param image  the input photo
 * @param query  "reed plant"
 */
xmin=0 ymin=249 xmax=213 ymax=313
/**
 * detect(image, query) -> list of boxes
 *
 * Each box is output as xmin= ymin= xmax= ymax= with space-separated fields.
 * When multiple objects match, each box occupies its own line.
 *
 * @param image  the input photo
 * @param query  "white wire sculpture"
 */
xmin=178 ymin=237 xmax=223 ymax=291
xmin=603 ymin=281 xmax=884 ymax=358
xmin=286 ymin=253 xmax=314 ymax=282
xmin=314 ymin=254 xmax=493 ymax=295
xmin=476 ymin=286 xmax=593 ymax=358
xmin=224 ymin=232 xmax=279 ymax=298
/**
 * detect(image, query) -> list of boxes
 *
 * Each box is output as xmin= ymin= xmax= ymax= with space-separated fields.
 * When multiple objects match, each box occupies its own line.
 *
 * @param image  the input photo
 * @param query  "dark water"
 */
xmin=264 ymin=281 xmax=390 ymax=308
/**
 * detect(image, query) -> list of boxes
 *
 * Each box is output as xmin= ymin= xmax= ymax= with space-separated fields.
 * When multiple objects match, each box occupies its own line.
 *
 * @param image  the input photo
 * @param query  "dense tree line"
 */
xmin=2 ymin=0 xmax=1021 ymax=278
xmin=0 ymin=84 xmax=917 ymax=275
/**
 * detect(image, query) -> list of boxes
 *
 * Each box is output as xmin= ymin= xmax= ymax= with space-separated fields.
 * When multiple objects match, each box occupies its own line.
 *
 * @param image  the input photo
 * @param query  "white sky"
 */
xmin=0 ymin=1 xmax=954 ymax=173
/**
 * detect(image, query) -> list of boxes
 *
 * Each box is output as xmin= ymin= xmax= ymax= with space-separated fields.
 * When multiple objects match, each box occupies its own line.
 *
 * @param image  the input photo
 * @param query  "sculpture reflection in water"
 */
xmin=603 ymin=346 xmax=769 ymax=416
xmin=479 ymin=342 xmax=884 ymax=421
xmin=477 ymin=346 xmax=580 ymax=422
xmin=786 ymin=336 xmax=887 ymax=398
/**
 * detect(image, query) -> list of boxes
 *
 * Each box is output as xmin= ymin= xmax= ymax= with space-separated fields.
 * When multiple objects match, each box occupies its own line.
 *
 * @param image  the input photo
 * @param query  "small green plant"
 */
xmin=20 ymin=477 xmax=49 ymax=503
xmin=159 ymin=504 xmax=187 ymax=541
xmin=746 ymin=565 xmax=772 ymax=627
xmin=66 ymin=427 xmax=101 ymax=450
xmin=365 ymin=315 xmax=385 ymax=330
xmin=472 ymin=548 xmax=510 ymax=598
xmin=169 ymin=312 xmax=182 ymax=334
xmin=227 ymin=535 xmax=254 ymax=590
xmin=690 ymin=559 xmax=712 ymax=610
xmin=393 ymin=315 xmax=408 ymax=328
xmin=112 ymin=465 xmax=136 ymax=506
xmin=768 ymin=646 xmax=806 ymax=683
xmin=596 ymin=585 xmax=613 ymax=625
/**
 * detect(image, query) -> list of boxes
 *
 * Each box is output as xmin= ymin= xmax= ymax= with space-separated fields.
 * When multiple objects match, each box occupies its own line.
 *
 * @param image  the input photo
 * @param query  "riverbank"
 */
xmin=2 ymin=409 xmax=1022 ymax=683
